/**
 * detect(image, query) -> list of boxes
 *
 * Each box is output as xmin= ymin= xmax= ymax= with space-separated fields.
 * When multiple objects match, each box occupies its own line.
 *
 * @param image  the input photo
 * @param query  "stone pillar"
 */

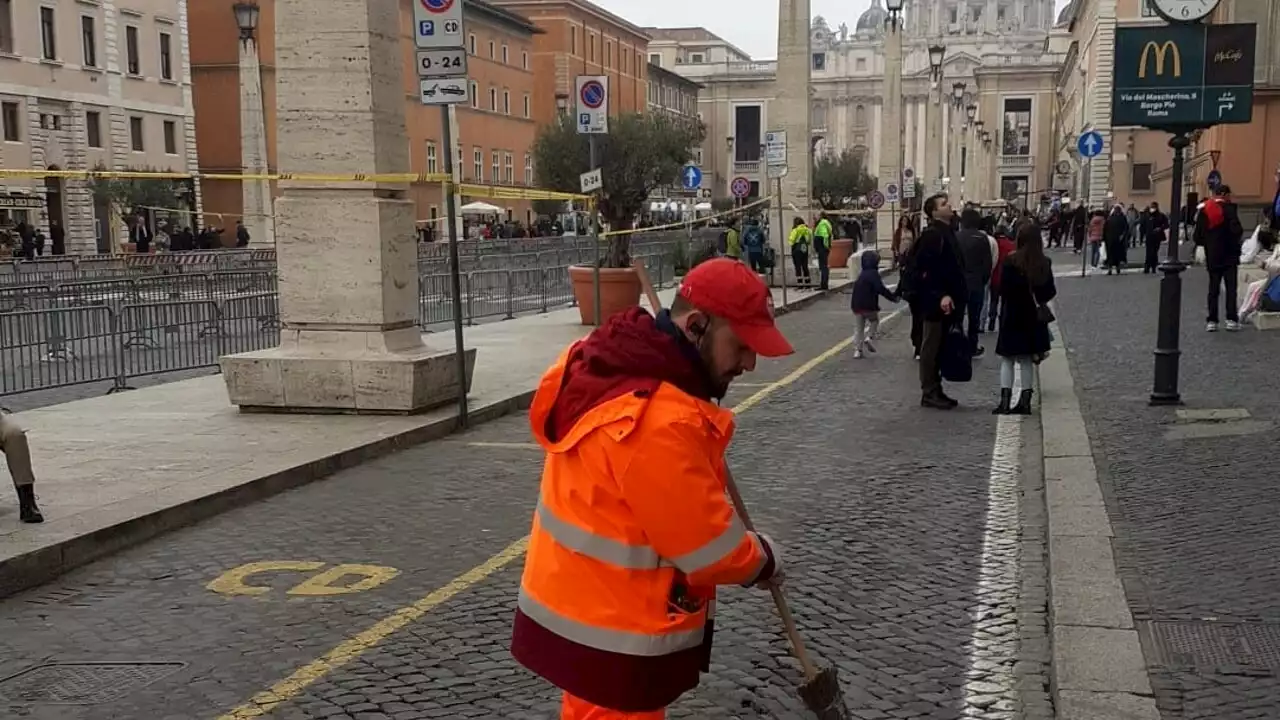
xmin=770 ymin=0 xmax=813 ymax=258
xmin=1088 ymin=0 xmax=1118 ymax=206
xmin=949 ymin=101 xmax=963 ymax=197
xmin=219 ymin=0 xmax=475 ymax=414
xmin=876 ymin=16 xmax=903 ymax=254
xmin=925 ymin=82 xmax=944 ymax=194
xmin=239 ymin=37 xmax=274 ymax=246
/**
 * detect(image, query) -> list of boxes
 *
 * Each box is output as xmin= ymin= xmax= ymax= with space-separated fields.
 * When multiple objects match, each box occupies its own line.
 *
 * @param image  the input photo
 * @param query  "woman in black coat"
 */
xmin=1103 ymin=205 xmax=1130 ymax=274
xmin=994 ymin=221 xmax=1057 ymax=415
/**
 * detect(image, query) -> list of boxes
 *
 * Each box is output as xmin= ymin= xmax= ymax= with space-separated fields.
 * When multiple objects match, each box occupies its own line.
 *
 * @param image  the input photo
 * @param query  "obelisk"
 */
xmin=770 ymin=0 xmax=813 ymax=264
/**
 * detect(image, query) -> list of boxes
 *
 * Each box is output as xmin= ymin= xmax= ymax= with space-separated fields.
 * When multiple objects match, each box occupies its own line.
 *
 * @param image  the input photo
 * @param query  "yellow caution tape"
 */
xmin=602 ymin=194 xmax=775 ymax=238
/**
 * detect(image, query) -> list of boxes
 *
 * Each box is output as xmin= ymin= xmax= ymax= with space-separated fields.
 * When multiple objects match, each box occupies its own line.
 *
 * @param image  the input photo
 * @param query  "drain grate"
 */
xmin=0 ymin=662 xmax=186 ymax=705
xmin=1145 ymin=621 xmax=1280 ymax=670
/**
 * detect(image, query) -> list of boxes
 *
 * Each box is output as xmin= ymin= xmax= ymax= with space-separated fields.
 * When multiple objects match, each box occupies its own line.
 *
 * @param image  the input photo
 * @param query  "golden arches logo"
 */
xmin=1139 ymin=41 xmax=1182 ymax=79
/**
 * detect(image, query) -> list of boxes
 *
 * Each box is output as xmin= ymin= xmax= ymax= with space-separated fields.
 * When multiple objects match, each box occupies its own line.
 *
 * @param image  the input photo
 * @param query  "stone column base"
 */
xmin=219 ymin=337 xmax=476 ymax=415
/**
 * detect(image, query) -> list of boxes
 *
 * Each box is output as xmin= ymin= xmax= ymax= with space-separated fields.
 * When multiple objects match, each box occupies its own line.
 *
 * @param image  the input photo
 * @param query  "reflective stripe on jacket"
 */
xmin=511 ymin=345 xmax=770 ymax=712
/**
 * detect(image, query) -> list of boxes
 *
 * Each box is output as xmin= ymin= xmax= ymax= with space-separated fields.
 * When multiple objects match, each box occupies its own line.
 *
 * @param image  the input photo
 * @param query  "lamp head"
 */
xmin=965 ymin=103 xmax=977 ymax=121
xmin=928 ymin=44 xmax=946 ymax=71
xmin=886 ymin=0 xmax=904 ymax=11
xmin=233 ymin=1 xmax=260 ymax=39
xmin=952 ymin=82 xmax=966 ymax=101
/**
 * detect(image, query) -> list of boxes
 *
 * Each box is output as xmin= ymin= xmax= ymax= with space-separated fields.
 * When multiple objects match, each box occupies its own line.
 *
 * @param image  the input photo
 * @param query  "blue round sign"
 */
xmin=681 ymin=165 xmax=702 ymax=190
xmin=580 ymin=81 xmax=605 ymax=109
xmin=1077 ymin=130 xmax=1104 ymax=159
xmin=1207 ymin=170 xmax=1223 ymax=189
xmin=421 ymin=0 xmax=455 ymax=13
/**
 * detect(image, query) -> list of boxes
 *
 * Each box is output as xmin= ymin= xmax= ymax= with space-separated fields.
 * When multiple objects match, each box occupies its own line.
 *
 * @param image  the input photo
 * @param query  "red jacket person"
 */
xmin=511 ymin=258 xmax=792 ymax=719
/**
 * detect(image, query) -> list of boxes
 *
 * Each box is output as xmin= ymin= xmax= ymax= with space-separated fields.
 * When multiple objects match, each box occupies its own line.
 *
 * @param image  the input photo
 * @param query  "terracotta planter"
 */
xmin=569 ymin=265 xmax=641 ymax=326
xmin=828 ymin=238 xmax=855 ymax=269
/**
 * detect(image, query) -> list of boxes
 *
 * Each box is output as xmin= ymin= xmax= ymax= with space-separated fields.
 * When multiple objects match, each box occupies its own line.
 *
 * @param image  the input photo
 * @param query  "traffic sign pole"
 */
xmin=440 ymin=103 xmax=468 ymax=428
xmin=590 ymin=135 xmax=601 ymax=326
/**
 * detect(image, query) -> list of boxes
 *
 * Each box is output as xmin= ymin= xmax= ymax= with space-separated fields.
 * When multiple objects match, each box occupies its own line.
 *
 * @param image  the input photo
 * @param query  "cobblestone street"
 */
xmin=1053 ymin=259 xmax=1280 ymax=720
xmin=0 ymin=292 xmax=1052 ymax=719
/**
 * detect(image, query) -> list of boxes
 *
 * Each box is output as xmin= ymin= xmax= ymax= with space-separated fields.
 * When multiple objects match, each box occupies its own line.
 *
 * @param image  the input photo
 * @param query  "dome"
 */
xmin=1055 ymin=0 xmax=1077 ymax=27
xmin=856 ymin=0 xmax=888 ymax=32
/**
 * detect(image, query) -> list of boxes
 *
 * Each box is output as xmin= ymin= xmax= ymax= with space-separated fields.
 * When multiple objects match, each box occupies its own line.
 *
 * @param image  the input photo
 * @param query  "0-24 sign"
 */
xmin=416 ymin=49 xmax=467 ymax=78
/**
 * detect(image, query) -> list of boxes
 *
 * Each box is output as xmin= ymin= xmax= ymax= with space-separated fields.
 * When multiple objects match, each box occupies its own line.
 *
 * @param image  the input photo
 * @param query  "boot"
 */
xmin=1011 ymin=389 xmax=1034 ymax=416
xmin=992 ymin=388 xmax=1012 ymax=415
xmin=17 ymin=485 xmax=43 ymax=523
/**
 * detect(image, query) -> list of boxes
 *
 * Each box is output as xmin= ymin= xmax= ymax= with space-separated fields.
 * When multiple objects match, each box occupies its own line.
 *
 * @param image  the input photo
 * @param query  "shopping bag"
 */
xmin=940 ymin=323 xmax=973 ymax=383
xmin=1240 ymin=226 xmax=1261 ymax=264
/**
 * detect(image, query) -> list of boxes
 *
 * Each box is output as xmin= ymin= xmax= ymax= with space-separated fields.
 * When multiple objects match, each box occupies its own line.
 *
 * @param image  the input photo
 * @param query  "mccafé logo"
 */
xmin=1139 ymin=40 xmax=1182 ymax=79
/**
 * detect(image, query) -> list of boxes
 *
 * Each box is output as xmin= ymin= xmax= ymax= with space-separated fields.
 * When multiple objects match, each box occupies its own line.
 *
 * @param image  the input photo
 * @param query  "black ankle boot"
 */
xmin=17 ymin=485 xmax=43 ymax=523
xmin=992 ymin=388 xmax=1012 ymax=415
xmin=1011 ymin=389 xmax=1034 ymax=415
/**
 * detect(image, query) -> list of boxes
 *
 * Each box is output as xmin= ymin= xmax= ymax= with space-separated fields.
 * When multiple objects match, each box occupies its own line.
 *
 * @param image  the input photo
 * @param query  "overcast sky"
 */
xmin=591 ymin=0 xmax=1075 ymax=59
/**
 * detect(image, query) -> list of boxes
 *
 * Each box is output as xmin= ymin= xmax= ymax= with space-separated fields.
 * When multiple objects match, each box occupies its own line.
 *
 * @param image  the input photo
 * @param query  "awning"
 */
xmin=459 ymin=201 xmax=503 ymax=214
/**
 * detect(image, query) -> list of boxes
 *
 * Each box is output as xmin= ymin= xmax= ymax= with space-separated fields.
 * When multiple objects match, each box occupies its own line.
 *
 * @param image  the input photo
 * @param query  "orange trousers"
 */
xmin=561 ymin=692 xmax=665 ymax=720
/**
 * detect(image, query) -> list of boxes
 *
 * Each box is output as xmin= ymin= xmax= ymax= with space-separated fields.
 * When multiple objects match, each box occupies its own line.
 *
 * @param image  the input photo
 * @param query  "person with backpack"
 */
xmin=742 ymin=217 xmax=767 ymax=272
xmin=1194 ymin=184 xmax=1246 ymax=331
xmin=787 ymin=217 xmax=813 ymax=288
xmin=722 ymin=218 xmax=742 ymax=260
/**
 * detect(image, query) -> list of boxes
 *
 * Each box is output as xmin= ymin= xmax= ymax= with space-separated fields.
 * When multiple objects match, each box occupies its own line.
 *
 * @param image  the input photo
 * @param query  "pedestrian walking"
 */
xmin=1 ymin=410 xmax=44 ymax=523
xmin=510 ymin=258 xmax=788 ymax=720
xmin=235 ymin=219 xmax=251 ymax=248
xmin=892 ymin=214 xmax=915 ymax=270
xmin=902 ymin=193 xmax=967 ymax=410
xmin=1194 ymin=185 xmax=1245 ymax=331
xmin=1143 ymin=202 xmax=1170 ymax=273
xmin=851 ymin=249 xmax=898 ymax=359
xmin=742 ymin=217 xmax=767 ymax=273
xmin=956 ymin=208 xmax=994 ymax=357
xmin=993 ymin=222 xmax=1057 ymax=416
xmin=1087 ymin=210 xmax=1105 ymax=269
xmin=788 ymin=217 xmax=813 ymax=288
xmin=1103 ymin=205 xmax=1130 ymax=274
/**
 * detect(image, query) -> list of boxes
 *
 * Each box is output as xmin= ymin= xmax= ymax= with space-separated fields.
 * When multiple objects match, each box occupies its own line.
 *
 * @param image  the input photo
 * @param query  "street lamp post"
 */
xmin=725 ymin=136 xmax=735 ymax=207
xmin=233 ymin=1 xmax=274 ymax=247
xmin=948 ymin=82 xmax=966 ymax=199
xmin=973 ymin=119 xmax=985 ymax=200
xmin=926 ymin=44 xmax=945 ymax=195
xmin=876 ymin=0 xmax=905 ymax=256
xmin=963 ymin=102 xmax=977 ymax=202
xmin=981 ymin=130 xmax=992 ymax=202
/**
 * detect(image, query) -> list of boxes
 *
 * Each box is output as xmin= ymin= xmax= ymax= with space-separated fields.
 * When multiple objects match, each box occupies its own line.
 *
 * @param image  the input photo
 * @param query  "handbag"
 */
xmin=940 ymin=323 xmax=973 ymax=383
xmin=1031 ymin=285 xmax=1055 ymax=324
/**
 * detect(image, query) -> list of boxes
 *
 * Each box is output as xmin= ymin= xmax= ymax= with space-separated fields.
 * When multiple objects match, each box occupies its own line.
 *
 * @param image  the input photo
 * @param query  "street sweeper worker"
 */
xmin=511 ymin=258 xmax=792 ymax=720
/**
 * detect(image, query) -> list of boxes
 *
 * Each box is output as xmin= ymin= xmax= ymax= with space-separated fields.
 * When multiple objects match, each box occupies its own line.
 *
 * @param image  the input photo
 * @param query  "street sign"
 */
xmin=767 ymin=164 xmax=789 ymax=179
xmin=765 ymin=130 xmax=788 ymax=166
xmin=1206 ymin=169 xmax=1222 ymax=189
xmin=699 ymin=188 xmax=711 ymax=199
xmin=884 ymin=183 xmax=900 ymax=203
xmin=681 ymin=165 xmax=702 ymax=190
xmin=419 ymin=78 xmax=468 ymax=105
xmin=867 ymin=190 xmax=885 ymax=210
xmin=414 ymin=0 xmax=464 ymax=49
xmin=415 ymin=49 xmax=467 ymax=78
xmin=1077 ymin=130 xmax=1104 ymax=159
xmin=1112 ymin=23 xmax=1256 ymax=129
xmin=576 ymin=76 xmax=609 ymax=134
xmin=903 ymin=167 xmax=915 ymax=181
xmin=730 ymin=176 xmax=751 ymax=198
xmin=580 ymin=168 xmax=603 ymax=194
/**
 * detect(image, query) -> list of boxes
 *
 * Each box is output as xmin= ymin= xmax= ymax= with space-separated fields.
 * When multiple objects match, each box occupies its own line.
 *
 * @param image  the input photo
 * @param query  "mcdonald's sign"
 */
xmin=1138 ymin=41 xmax=1182 ymax=79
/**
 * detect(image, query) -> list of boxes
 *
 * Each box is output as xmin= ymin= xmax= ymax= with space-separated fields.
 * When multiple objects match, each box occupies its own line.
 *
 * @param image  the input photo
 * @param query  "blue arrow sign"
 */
xmin=681 ymin=165 xmax=703 ymax=190
xmin=1077 ymin=130 xmax=1104 ymax=159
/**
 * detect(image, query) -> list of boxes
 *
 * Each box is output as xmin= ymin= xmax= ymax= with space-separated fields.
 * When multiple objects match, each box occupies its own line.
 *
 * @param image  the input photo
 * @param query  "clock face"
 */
xmin=1150 ymin=0 xmax=1221 ymax=23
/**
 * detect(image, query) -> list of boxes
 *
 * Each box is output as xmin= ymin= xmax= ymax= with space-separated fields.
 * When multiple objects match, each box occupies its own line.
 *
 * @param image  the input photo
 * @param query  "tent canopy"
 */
xmin=460 ymin=201 xmax=502 ymax=214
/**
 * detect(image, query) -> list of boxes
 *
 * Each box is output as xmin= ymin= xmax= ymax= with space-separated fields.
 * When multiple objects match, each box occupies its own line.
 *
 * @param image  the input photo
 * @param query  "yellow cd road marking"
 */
xmin=216 ymin=305 xmax=893 ymax=719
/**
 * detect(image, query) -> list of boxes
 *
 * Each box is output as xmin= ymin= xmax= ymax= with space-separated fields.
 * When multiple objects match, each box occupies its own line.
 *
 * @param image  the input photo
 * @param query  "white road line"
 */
xmin=961 ymin=414 xmax=1023 ymax=717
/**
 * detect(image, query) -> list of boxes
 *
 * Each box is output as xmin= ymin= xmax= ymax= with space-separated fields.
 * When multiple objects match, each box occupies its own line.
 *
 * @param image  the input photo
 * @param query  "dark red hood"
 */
xmin=546 ymin=307 xmax=713 ymax=441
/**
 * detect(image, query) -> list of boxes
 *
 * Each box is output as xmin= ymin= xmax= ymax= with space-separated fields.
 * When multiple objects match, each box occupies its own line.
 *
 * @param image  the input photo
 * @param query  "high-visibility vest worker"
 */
xmin=814 ymin=215 xmax=833 ymax=252
xmin=512 ymin=258 xmax=793 ymax=719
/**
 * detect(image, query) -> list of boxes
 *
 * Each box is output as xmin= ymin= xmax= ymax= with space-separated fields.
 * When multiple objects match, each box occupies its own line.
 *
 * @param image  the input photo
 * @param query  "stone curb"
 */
xmin=0 ymin=283 xmax=850 ymax=599
xmin=1038 ymin=318 xmax=1160 ymax=720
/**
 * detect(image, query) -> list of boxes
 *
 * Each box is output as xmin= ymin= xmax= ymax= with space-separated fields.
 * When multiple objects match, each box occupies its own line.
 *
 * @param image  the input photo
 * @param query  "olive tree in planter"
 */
xmin=86 ymin=163 xmax=184 ymax=252
xmin=811 ymin=149 xmax=877 ymax=268
xmin=533 ymin=111 xmax=704 ymax=324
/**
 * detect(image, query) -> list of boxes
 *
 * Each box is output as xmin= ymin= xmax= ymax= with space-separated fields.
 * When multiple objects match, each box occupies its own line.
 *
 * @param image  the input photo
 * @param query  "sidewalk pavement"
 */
xmin=1047 ymin=263 xmax=1280 ymax=720
xmin=0 ymin=276 xmax=853 ymax=597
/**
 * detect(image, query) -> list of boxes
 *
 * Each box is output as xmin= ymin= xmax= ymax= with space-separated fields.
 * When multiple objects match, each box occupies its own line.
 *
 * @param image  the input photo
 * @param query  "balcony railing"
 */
xmin=999 ymin=154 xmax=1035 ymax=167
xmin=733 ymin=161 xmax=761 ymax=174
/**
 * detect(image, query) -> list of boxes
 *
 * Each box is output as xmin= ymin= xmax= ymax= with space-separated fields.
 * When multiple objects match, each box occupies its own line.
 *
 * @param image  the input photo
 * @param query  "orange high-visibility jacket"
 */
xmin=511 ymin=346 xmax=774 ymax=713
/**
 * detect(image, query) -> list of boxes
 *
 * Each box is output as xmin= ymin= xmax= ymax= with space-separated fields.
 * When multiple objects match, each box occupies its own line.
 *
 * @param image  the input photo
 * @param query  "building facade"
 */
xmin=190 ymin=0 xmax=543 ymax=232
xmin=653 ymin=0 xmax=1062 ymax=206
xmin=1057 ymin=0 xmax=1280 ymax=215
xmin=0 ymin=0 xmax=201 ymax=253
xmin=488 ymin=0 xmax=649 ymax=126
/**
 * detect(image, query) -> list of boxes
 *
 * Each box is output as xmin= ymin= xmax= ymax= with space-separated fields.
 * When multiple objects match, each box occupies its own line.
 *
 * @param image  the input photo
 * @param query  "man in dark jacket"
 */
xmin=49 ymin=220 xmax=66 ymax=255
xmin=1194 ymin=185 xmax=1245 ymax=331
xmin=956 ymin=208 xmax=993 ymax=357
xmin=1143 ymin=202 xmax=1170 ymax=273
xmin=902 ymin=193 xmax=967 ymax=410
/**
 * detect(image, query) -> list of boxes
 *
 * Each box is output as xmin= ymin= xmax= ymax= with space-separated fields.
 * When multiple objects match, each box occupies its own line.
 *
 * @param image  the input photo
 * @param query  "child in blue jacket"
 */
xmin=850 ymin=250 xmax=898 ymax=358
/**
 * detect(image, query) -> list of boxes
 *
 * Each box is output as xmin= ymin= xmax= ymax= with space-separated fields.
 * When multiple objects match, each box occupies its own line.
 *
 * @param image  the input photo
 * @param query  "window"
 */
xmin=856 ymin=57 xmax=866 ymax=71
xmin=570 ymin=26 xmax=576 ymax=55
xmin=489 ymin=87 xmax=497 ymax=111
xmin=588 ymin=34 xmax=594 ymax=61
xmin=523 ymin=93 xmax=530 ymax=118
xmin=473 ymin=147 xmax=482 ymax=182
xmin=469 ymin=81 xmax=478 ymax=108
xmin=468 ymin=33 xmax=476 ymax=54
xmin=502 ymin=90 xmax=510 ymax=114
xmin=1001 ymin=98 xmax=1032 ymax=156
xmin=855 ymin=104 xmax=866 ymax=126
xmin=126 ymin=25 xmax=140 ymax=75
xmin=426 ymin=141 xmax=437 ymax=174
xmin=502 ymin=44 xmax=508 ymax=63
xmin=491 ymin=150 xmax=500 ymax=184
xmin=605 ymin=42 xmax=612 ymax=67
xmin=163 ymin=119 xmax=177 ymax=154
xmin=159 ymin=31 xmax=172 ymax=80
xmin=521 ymin=50 xmax=528 ymax=69
xmin=1131 ymin=163 xmax=1153 ymax=192
xmin=649 ymin=52 xmax=661 ymax=67
xmin=129 ymin=116 xmax=144 ymax=151
xmin=731 ymin=105 xmax=762 ymax=162
xmin=81 ymin=16 xmax=97 ymax=67
xmin=524 ymin=153 xmax=533 ymax=186
xmin=1 ymin=101 xmax=18 ymax=142
xmin=811 ymin=52 xmax=825 ymax=71
xmin=812 ymin=102 xmax=827 ymax=129
xmin=689 ymin=52 xmax=704 ymax=64
xmin=40 ymin=6 xmax=56 ymax=60
xmin=0 ymin=0 xmax=12 ymax=54
xmin=86 ymin=110 xmax=102 ymax=147
xmin=1000 ymin=176 xmax=1029 ymax=204
xmin=621 ymin=48 xmax=627 ymax=72
xmin=693 ymin=147 xmax=703 ymax=165
xmin=488 ymin=40 xmax=494 ymax=59
xmin=504 ymin=152 xmax=513 ymax=184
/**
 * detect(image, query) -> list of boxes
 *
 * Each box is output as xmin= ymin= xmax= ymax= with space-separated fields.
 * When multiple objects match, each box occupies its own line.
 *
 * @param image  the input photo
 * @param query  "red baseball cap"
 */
xmin=678 ymin=258 xmax=794 ymax=357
